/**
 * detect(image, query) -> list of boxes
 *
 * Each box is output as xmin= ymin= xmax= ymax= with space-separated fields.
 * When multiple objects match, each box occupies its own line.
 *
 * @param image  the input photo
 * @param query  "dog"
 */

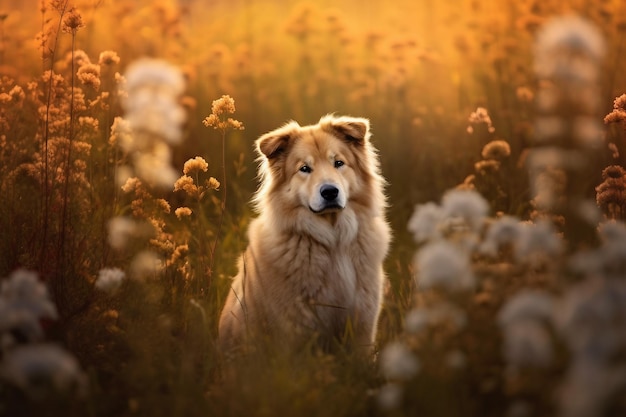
xmin=218 ymin=115 xmax=390 ymax=355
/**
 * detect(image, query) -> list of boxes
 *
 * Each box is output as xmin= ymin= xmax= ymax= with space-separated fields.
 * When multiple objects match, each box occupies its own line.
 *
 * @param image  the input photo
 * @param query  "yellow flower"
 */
xmin=481 ymin=140 xmax=511 ymax=161
xmin=175 ymin=207 xmax=192 ymax=219
xmin=174 ymin=175 xmax=200 ymax=199
xmin=62 ymin=6 xmax=85 ymax=35
xmin=77 ymin=64 xmax=101 ymax=91
xmin=99 ymin=51 xmax=120 ymax=66
xmin=183 ymin=156 xmax=208 ymax=175
xmin=207 ymin=177 xmax=220 ymax=190
xmin=202 ymin=95 xmax=244 ymax=131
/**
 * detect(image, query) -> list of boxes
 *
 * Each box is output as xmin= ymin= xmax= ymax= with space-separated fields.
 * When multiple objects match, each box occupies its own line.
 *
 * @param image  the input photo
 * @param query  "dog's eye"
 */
xmin=334 ymin=160 xmax=345 ymax=169
xmin=299 ymin=165 xmax=312 ymax=173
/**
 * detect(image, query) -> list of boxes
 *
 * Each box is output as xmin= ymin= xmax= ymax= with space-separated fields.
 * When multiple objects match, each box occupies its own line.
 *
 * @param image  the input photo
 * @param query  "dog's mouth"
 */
xmin=309 ymin=203 xmax=344 ymax=214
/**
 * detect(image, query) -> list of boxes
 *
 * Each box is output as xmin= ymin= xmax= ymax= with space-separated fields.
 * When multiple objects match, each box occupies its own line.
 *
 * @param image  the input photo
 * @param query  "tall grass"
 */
xmin=0 ymin=1 xmax=625 ymax=416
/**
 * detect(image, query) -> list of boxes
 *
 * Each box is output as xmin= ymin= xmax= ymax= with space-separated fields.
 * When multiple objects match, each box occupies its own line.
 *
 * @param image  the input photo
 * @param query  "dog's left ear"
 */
xmin=322 ymin=115 xmax=370 ymax=146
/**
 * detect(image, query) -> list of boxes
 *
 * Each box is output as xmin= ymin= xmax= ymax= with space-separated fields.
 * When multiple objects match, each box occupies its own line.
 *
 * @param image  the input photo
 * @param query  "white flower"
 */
xmin=501 ymin=320 xmax=553 ymax=368
xmin=130 ymin=250 xmax=162 ymax=280
xmin=377 ymin=382 xmax=403 ymax=410
xmin=499 ymin=291 xmax=555 ymax=368
xmin=535 ymin=15 xmax=605 ymax=82
xmin=1 ymin=344 xmax=87 ymax=398
xmin=133 ymin=141 xmax=178 ymax=189
xmin=379 ymin=341 xmax=420 ymax=380
xmin=407 ymin=202 xmax=443 ymax=243
xmin=415 ymin=241 xmax=475 ymax=291
xmin=405 ymin=303 xmax=467 ymax=334
xmin=498 ymin=290 xmax=553 ymax=327
xmin=107 ymin=216 xmax=138 ymax=250
xmin=537 ymin=15 xmax=605 ymax=59
xmin=553 ymin=279 xmax=626 ymax=360
xmin=0 ymin=270 xmax=58 ymax=346
xmin=514 ymin=220 xmax=562 ymax=265
xmin=558 ymin=360 xmax=626 ymax=417
xmin=122 ymin=59 xmax=186 ymax=145
xmin=480 ymin=216 xmax=523 ymax=256
xmin=95 ymin=268 xmax=125 ymax=293
xmin=598 ymin=221 xmax=626 ymax=243
xmin=404 ymin=308 xmax=430 ymax=334
xmin=441 ymin=189 xmax=489 ymax=233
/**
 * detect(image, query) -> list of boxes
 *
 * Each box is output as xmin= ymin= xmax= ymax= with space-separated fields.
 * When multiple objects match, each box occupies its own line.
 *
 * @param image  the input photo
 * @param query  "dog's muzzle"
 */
xmin=310 ymin=184 xmax=344 ymax=213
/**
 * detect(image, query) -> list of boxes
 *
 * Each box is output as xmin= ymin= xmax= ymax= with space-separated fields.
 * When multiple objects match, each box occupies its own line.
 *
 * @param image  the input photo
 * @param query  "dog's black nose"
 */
xmin=320 ymin=185 xmax=339 ymax=201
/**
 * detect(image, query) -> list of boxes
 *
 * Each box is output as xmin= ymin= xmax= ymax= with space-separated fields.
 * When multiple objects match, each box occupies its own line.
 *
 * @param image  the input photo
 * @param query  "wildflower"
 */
xmin=498 ymin=290 xmax=554 ymax=327
xmin=608 ymin=143 xmax=619 ymax=159
xmin=558 ymin=360 xmax=626 ymax=417
xmin=183 ymin=156 xmax=208 ymax=175
xmin=415 ymin=241 xmax=475 ymax=291
xmin=107 ymin=216 xmax=138 ymax=250
xmin=76 ymin=63 xmax=101 ymax=91
xmin=501 ymin=320 xmax=553 ymax=368
xmin=516 ymin=86 xmax=534 ymax=103
xmin=535 ymin=15 xmax=605 ymax=82
xmin=202 ymin=95 xmax=244 ymax=131
xmin=405 ymin=303 xmax=466 ymax=334
xmin=467 ymin=107 xmax=495 ymax=134
xmin=474 ymin=159 xmax=500 ymax=175
xmin=379 ymin=341 xmax=420 ymax=380
xmin=595 ymin=165 xmax=626 ymax=219
xmin=514 ymin=220 xmax=562 ymax=264
xmin=479 ymin=215 xmax=523 ymax=256
xmin=555 ymin=279 xmax=626 ymax=358
xmin=377 ymin=383 xmax=403 ymax=410
xmin=130 ymin=250 xmax=161 ymax=280
xmin=604 ymin=94 xmax=626 ymax=128
xmin=498 ymin=291 xmax=555 ymax=368
xmin=8 ymin=85 xmax=25 ymax=103
xmin=61 ymin=6 xmax=84 ymax=35
xmin=534 ymin=116 xmax=566 ymax=143
xmin=207 ymin=177 xmax=220 ymax=190
xmin=1 ymin=344 xmax=87 ymax=398
xmin=0 ymin=270 xmax=58 ymax=346
xmin=573 ymin=116 xmax=603 ymax=148
xmin=70 ymin=49 xmax=91 ymax=68
xmin=109 ymin=116 xmax=132 ymax=148
xmin=121 ymin=176 xmax=141 ymax=194
xmin=175 ymin=207 xmax=192 ymax=219
xmin=98 ymin=50 xmax=120 ymax=66
xmin=133 ymin=141 xmax=179 ymax=190
xmin=95 ymin=268 xmax=125 ymax=294
xmin=404 ymin=308 xmax=430 ymax=334
xmin=481 ymin=140 xmax=511 ymax=161
xmin=407 ymin=202 xmax=443 ymax=243
xmin=441 ymin=189 xmax=489 ymax=233
xmin=174 ymin=175 xmax=200 ymax=199
xmin=122 ymin=59 xmax=186 ymax=146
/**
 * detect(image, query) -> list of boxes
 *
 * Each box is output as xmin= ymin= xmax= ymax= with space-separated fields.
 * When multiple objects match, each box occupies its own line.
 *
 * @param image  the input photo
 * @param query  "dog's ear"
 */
xmin=256 ymin=122 xmax=299 ymax=160
xmin=322 ymin=115 xmax=370 ymax=146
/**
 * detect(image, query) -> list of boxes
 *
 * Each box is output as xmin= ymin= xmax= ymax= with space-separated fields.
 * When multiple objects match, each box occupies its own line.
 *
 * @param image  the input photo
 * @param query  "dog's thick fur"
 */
xmin=218 ymin=115 xmax=390 ymax=354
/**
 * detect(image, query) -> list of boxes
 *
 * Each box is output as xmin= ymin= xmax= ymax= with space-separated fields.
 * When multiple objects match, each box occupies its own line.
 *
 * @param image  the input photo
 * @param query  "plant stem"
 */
xmin=208 ymin=128 xmax=228 ymax=290
xmin=58 ymin=30 xmax=75 ymax=273
xmin=39 ymin=0 xmax=70 ymax=271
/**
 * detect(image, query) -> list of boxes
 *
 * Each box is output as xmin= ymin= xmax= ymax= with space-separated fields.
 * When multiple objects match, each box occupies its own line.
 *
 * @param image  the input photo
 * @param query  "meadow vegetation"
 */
xmin=0 ymin=0 xmax=625 ymax=416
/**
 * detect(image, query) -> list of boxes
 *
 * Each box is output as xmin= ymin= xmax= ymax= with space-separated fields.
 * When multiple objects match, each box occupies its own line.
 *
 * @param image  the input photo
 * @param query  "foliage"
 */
xmin=0 ymin=1 xmax=625 ymax=417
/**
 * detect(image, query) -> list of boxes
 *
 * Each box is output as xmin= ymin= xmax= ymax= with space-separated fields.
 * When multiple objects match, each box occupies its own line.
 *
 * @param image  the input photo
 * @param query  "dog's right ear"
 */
xmin=256 ymin=122 xmax=299 ymax=160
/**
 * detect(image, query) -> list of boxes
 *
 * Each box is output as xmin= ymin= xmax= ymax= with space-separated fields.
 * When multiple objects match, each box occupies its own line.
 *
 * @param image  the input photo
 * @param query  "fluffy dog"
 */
xmin=218 ymin=115 xmax=390 ymax=354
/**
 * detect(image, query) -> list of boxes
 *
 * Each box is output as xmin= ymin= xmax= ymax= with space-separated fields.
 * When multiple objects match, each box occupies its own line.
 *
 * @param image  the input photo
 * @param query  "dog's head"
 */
xmin=254 ymin=115 xmax=381 ymax=218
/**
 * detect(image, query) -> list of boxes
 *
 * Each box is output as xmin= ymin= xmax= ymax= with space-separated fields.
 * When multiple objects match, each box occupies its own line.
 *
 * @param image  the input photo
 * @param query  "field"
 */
xmin=0 ymin=0 xmax=626 ymax=416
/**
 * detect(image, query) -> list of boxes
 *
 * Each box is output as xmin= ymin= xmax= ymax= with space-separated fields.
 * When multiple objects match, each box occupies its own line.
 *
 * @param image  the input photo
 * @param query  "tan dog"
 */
xmin=218 ymin=115 xmax=390 ymax=354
